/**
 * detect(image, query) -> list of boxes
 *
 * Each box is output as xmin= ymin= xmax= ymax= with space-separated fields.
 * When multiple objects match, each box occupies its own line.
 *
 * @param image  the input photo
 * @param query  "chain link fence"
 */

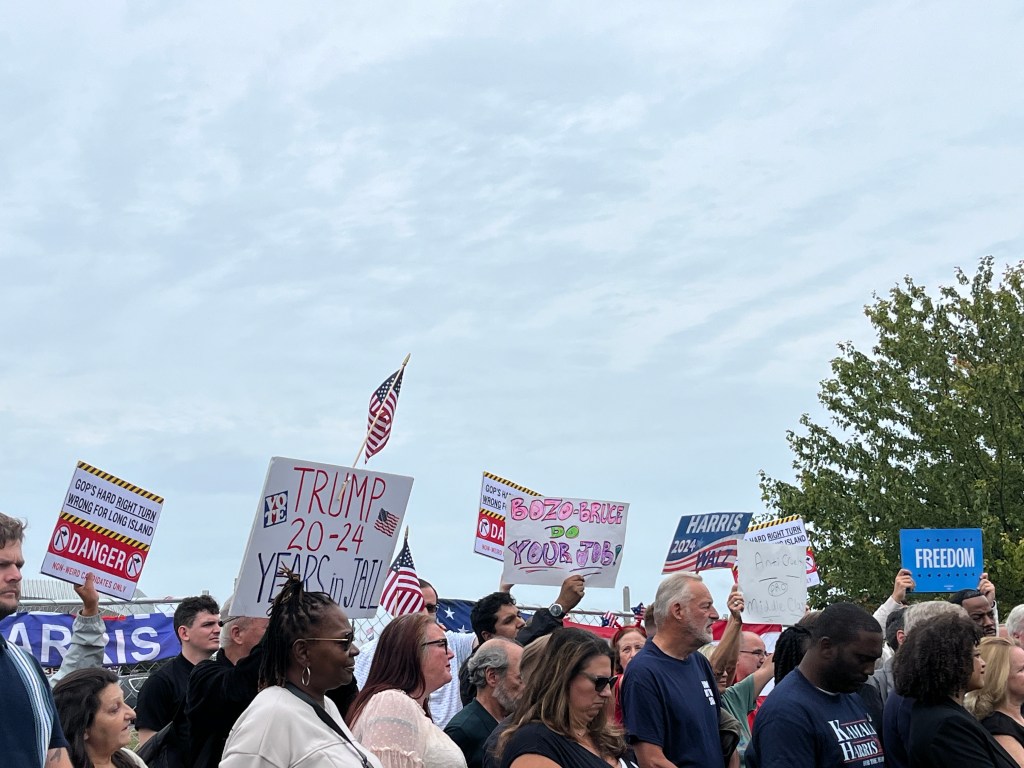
xmin=351 ymin=605 xmax=633 ymax=644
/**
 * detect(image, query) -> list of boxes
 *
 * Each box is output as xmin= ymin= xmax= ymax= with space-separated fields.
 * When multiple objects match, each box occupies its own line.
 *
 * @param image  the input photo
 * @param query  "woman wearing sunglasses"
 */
xmin=349 ymin=613 xmax=468 ymax=768
xmin=221 ymin=571 xmax=382 ymax=768
xmin=497 ymin=628 xmax=638 ymax=768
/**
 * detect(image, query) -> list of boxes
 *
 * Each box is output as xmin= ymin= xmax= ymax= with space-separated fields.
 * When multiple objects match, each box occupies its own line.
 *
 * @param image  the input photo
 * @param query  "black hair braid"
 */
xmin=773 ymin=624 xmax=812 ymax=685
xmin=259 ymin=567 xmax=336 ymax=689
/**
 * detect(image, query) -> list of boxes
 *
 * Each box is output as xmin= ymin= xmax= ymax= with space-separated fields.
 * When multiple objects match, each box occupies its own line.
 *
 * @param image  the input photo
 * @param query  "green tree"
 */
xmin=760 ymin=257 xmax=1024 ymax=610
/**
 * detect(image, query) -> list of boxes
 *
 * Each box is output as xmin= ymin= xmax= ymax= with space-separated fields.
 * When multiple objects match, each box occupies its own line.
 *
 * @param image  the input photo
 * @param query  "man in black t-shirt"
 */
xmin=135 ymin=594 xmax=220 ymax=746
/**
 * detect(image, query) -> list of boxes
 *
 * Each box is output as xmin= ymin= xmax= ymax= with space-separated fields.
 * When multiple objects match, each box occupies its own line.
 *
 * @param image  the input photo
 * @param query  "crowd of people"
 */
xmin=5 ymin=509 xmax=1024 ymax=768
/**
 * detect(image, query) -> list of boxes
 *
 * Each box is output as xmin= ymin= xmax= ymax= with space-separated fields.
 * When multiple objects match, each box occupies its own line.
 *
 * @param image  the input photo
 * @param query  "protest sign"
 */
xmin=737 ymin=539 xmax=808 ymax=626
xmin=0 ymin=612 xmax=177 ymax=667
xmin=663 ymin=512 xmax=752 ymax=573
xmin=744 ymin=515 xmax=820 ymax=587
xmin=502 ymin=494 xmax=629 ymax=588
xmin=231 ymin=457 xmax=414 ymax=619
xmin=41 ymin=461 xmax=163 ymax=599
xmin=475 ymin=472 xmax=541 ymax=562
xmin=900 ymin=528 xmax=982 ymax=592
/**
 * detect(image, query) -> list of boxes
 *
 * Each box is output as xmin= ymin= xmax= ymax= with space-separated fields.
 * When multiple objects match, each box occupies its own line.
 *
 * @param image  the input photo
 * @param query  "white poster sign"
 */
xmin=231 ymin=457 xmax=413 ymax=619
xmin=475 ymin=472 xmax=541 ymax=562
xmin=41 ymin=461 xmax=163 ymax=599
xmin=743 ymin=516 xmax=821 ymax=587
xmin=501 ymin=494 xmax=629 ymax=588
xmin=737 ymin=539 xmax=808 ymax=626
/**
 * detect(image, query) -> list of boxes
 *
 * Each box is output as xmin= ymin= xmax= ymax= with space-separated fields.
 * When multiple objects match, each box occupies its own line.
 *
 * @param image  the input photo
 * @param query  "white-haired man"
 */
xmin=621 ymin=572 xmax=723 ymax=768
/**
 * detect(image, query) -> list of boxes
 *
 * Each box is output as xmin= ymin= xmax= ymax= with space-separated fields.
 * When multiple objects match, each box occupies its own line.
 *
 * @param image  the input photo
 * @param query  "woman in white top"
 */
xmin=349 ymin=613 xmax=468 ymax=768
xmin=53 ymin=668 xmax=147 ymax=768
xmin=221 ymin=571 xmax=383 ymax=768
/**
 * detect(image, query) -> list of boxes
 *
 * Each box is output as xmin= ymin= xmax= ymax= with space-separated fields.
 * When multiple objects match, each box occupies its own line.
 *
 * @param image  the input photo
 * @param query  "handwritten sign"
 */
xmin=737 ymin=539 xmax=807 ymax=625
xmin=501 ymin=494 xmax=629 ymax=588
xmin=744 ymin=516 xmax=820 ymax=587
xmin=475 ymin=472 xmax=541 ymax=562
xmin=663 ymin=512 xmax=752 ymax=573
xmin=41 ymin=461 xmax=163 ymax=599
xmin=900 ymin=528 xmax=982 ymax=592
xmin=231 ymin=457 xmax=414 ymax=619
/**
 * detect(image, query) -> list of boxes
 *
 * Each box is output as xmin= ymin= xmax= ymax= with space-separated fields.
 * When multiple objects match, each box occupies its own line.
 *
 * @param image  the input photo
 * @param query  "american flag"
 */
xmin=631 ymin=602 xmax=645 ymax=626
xmin=380 ymin=536 xmax=424 ymax=616
xmin=365 ymin=369 xmax=404 ymax=462
xmin=374 ymin=508 xmax=399 ymax=537
xmin=601 ymin=611 xmax=622 ymax=628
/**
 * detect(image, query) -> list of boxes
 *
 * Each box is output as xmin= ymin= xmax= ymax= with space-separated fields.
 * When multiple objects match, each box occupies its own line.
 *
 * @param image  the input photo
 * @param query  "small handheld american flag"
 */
xmin=365 ymin=368 xmax=404 ymax=463
xmin=380 ymin=532 xmax=425 ymax=616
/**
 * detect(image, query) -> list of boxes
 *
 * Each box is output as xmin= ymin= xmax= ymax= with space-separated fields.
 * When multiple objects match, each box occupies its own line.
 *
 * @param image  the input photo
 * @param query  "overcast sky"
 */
xmin=3 ymin=2 xmax=1023 ymax=615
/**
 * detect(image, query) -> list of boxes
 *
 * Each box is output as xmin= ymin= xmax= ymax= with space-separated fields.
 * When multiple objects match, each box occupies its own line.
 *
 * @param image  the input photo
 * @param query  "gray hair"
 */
xmin=467 ymin=638 xmax=518 ymax=691
xmin=218 ymin=594 xmax=260 ymax=649
xmin=652 ymin=573 xmax=703 ymax=625
xmin=1005 ymin=604 xmax=1024 ymax=638
xmin=903 ymin=600 xmax=966 ymax=637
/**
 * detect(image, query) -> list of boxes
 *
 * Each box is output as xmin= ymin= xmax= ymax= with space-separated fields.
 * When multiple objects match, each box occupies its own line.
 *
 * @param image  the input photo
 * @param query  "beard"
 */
xmin=493 ymin=679 xmax=519 ymax=715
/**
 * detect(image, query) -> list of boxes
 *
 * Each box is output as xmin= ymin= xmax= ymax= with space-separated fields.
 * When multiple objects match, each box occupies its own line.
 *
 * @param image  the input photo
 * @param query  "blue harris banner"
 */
xmin=663 ymin=512 xmax=753 ymax=573
xmin=0 ymin=612 xmax=179 ymax=667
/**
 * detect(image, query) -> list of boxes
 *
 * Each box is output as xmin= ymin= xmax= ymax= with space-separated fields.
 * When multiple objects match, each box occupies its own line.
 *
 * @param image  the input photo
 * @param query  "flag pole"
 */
xmin=337 ymin=353 xmax=411 ymax=504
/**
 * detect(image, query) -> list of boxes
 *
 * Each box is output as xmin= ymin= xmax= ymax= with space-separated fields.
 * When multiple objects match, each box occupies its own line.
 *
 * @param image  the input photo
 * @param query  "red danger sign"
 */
xmin=46 ymin=517 xmax=147 ymax=582
xmin=477 ymin=510 xmax=505 ymax=546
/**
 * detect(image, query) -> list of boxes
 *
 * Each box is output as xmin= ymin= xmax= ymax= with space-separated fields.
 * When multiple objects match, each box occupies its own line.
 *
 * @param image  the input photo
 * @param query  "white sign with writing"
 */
xmin=475 ymin=472 xmax=541 ymax=562
xmin=41 ymin=461 xmax=164 ymax=599
xmin=231 ymin=457 xmax=414 ymax=619
xmin=737 ymin=539 xmax=808 ymax=626
xmin=743 ymin=517 xmax=821 ymax=587
xmin=501 ymin=494 xmax=629 ymax=588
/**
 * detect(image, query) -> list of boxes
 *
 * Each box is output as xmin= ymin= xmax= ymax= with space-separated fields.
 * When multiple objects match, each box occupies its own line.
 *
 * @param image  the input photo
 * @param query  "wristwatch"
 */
xmin=548 ymin=602 xmax=565 ymax=619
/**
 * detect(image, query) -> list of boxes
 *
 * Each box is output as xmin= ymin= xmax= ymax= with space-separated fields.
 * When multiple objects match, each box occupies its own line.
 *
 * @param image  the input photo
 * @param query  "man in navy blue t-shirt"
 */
xmin=622 ymin=572 xmax=724 ymax=768
xmin=0 ymin=512 xmax=71 ymax=768
xmin=747 ymin=602 xmax=885 ymax=768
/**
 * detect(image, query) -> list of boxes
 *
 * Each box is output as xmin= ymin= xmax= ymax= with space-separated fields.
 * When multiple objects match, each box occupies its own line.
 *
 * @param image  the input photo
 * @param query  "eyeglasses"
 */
xmin=421 ymin=639 xmax=449 ymax=652
xmin=579 ymin=672 xmax=618 ymax=693
xmin=305 ymin=635 xmax=356 ymax=651
xmin=218 ymin=617 xmax=238 ymax=627
xmin=739 ymin=650 xmax=768 ymax=659
xmin=424 ymin=602 xmax=438 ymax=614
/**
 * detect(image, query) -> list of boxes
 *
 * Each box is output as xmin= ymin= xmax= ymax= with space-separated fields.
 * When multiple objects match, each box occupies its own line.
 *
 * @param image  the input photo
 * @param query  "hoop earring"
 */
xmin=302 ymin=666 xmax=311 ymax=686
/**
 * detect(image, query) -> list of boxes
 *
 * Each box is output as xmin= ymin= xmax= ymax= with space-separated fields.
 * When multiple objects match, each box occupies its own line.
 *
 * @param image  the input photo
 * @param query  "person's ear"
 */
xmin=896 ymin=629 xmax=906 ymax=647
xmin=291 ymin=638 xmax=310 ymax=667
xmin=485 ymin=667 xmax=501 ymax=688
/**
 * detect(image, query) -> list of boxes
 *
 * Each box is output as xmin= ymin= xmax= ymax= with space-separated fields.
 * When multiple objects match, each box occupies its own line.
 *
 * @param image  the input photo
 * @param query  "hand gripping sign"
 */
xmin=231 ymin=457 xmax=414 ymax=619
xmin=41 ymin=461 xmax=164 ymax=599
xmin=501 ymin=494 xmax=629 ymax=588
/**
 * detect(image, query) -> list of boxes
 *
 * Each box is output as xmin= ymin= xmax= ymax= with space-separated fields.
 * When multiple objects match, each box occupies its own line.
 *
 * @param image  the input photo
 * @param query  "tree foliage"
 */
xmin=760 ymin=257 xmax=1024 ymax=610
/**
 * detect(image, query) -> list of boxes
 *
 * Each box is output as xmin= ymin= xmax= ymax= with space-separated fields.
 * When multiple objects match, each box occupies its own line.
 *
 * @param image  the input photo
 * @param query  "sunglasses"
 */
xmin=579 ymin=672 xmax=618 ymax=693
xmin=421 ymin=638 xmax=449 ymax=652
xmin=424 ymin=602 xmax=439 ymax=614
xmin=305 ymin=635 xmax=356 ymax=651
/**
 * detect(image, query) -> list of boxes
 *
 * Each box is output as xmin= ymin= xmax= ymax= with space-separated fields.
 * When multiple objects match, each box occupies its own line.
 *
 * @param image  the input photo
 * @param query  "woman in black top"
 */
xmin=894 ymin=612 xmax=1016 ymax=768
xmin=966 ymin=637 xmax=1024 ymax=766
xmin=497 ymin=628 xmax=637 ymax=768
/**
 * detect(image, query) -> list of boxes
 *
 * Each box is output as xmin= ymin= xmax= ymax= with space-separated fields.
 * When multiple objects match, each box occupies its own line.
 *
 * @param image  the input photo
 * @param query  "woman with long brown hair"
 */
xmin=349 ymin=613 xmax=467 ymax=768
xmin=497 ymin=628 xmax=636 ymax=768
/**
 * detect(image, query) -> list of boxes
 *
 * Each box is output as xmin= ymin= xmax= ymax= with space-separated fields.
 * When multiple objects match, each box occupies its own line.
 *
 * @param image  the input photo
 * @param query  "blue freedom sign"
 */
xmin=899 ymin=528 xmax=983 ymax=593
xmin=663 ymin=512 xmax=752 ymax=574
